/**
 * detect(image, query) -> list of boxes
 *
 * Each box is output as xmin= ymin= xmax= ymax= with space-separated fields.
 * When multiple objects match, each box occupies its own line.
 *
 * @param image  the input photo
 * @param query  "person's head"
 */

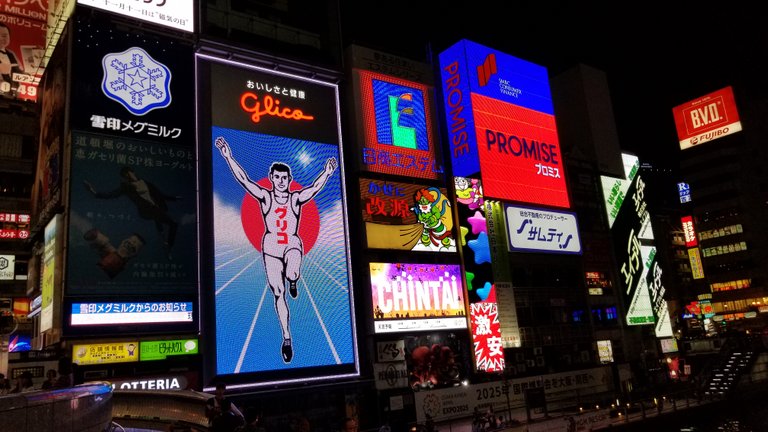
xmin=343 ymin=417 xmax=358 ymax=432
xmin=214 ymin=381 xmax=227 ymax=399
xmin=19 ymin=371 xmax=33 ymax=387
xmin=269 ymin=162 xmax=292 ymax=192
xmin=0 ymin=23 xmax=10 ymax=50
xmin=120 ymin=166 xmax=138 ymax=181
xmin=46 ymin=369 xmax=57 ymax=380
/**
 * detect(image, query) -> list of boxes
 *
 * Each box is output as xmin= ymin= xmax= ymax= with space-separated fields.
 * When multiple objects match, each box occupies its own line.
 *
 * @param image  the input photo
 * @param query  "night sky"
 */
xmin=339 ymin=2 xmax=766 ymax=165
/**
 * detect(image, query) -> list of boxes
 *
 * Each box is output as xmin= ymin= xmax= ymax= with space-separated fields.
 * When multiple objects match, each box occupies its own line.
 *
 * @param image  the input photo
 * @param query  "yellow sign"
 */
xmin=72 ymin=342 xmax=139 ymax=365
xmin=688 ymin=248 xmax=705 ymax=280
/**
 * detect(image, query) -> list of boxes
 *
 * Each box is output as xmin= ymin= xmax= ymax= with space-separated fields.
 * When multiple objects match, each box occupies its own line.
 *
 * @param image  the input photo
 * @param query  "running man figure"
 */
xmin=215 ymin=136 xmax=337 ymax=363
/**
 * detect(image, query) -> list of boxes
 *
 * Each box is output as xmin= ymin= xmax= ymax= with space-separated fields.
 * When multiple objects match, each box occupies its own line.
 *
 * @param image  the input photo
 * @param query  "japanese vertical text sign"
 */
xmin=70 ymin=17 xmax=195 ymax=144
xmin=438 ymin=39 xmax=569 ymax=208
xmin=354 ymin=69 xmax=443 ymax=179
xmin=600 ymin=154 xmax=673 ymax=337
xmin=199 ymin=54 xmax=357 ymax=387
xmin=673 ymin=86 xmax=742 ymax=150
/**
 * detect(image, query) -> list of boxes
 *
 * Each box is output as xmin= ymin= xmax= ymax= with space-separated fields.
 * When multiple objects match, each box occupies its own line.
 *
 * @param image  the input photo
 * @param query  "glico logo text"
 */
xmin=240 ymin=92 xmax=315 ymax=124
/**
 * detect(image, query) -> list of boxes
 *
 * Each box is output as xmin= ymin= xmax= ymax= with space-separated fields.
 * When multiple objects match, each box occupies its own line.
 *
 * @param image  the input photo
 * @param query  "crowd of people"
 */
xmin=0 ymin=357 xmax=79 ymax=396
xmin=204 ymin=382 xmax=363 ymax=432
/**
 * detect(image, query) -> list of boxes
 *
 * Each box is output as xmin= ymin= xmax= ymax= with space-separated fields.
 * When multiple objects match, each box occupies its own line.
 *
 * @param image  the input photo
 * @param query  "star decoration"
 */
xmin=460 ymin=226 xmax=469 ymax=246
xmin=468 ymin=232 xmax=491 ymax=264
xmin=467 ymin=211 xmax=487 ymax=235
xmin=465 ymin=271 xmax=475 ymax=291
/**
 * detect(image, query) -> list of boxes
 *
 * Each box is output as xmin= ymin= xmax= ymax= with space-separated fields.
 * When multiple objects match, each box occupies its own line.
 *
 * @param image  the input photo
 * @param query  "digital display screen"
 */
xmin=70 ymin=302 xmax=193 ymax=326
xmin=360 ymin=178 xmax=456 ymax=252
xmin=439 ymin=39 xmax=569 ymax=208
xmin=370 ymin=262 xmax=467 ymax=333
xmin=198 ymin=54 xmax=358 ymax=388
xmin=355 ymin=70 xmax=442 ymax=180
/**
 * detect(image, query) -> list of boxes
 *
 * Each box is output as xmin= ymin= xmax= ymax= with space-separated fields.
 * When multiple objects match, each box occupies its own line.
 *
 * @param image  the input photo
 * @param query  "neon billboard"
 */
xmin=198 ymin=54 xmax=357 ymax=388
xmin=354 ymin=69 xmax=443 ymax=179
xmin=370 ymin=262 xmax=467 ymax=333
xmin=673 ymin=86 xmax=742 ymax=150
xmin=439 ymin=39 xmax=569 ymax=208
xmin=359 ymin=178 xmax=456 ymax=252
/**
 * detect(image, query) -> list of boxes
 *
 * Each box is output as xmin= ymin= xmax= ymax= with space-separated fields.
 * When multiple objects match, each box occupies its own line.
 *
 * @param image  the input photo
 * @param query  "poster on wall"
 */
xmin=198 ymin=54 xmax=357 ymax=387
xmin=360 ymin=178 xmax=456 ymax=252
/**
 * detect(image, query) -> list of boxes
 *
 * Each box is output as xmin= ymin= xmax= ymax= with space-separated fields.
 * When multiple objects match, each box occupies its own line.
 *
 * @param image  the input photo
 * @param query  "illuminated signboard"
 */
xmin=354 ymin=69 xmax=443 ymax=179
xmin=0 ymin=1 xmax=46 ymax=102
xmin=673 ymin=86 xmax=742 ymax=150
xmin=0 ymin=213 xmax=30 ymax=240
xmin=601 ymin=154 xmax=674 ymax=337
xmin=505 ymin=204 xmax=582 ymax=254
xmin=597 ymin=340 xmax=613 ymax=363
xmin=688 ymin=248 xmax=705 ymax=280
xmin=70 ymin=302 xmax=193 ymax=326
xmin=660 ymin=338 xmax=679 ymax=353
xmin=198 ymin=53 xmax=357 ymax=388
xmin=439 ymin=39 xmax=569 ymax=208
xmin=72 ymin=341 xmax=140 ymax=365
xmin=470 ymin=291 xmax=504 ymax=372
xmin=360 ymin=178 xmax=456 ymax=252
xmin=678 ymin=182 xmax=691 ymax=203
xmin=681 ymin=216 xmax=698 ymax=247
xmin=140 ymin=339 xmax=199 ymax=361
xmin=41 ymin=214 xmax=63 ymax=332
xmin=77 ymin=0 xmax=195 ymax=32
xmin=110 ymin=374 xmax=189 ymax=390
xmin=0 ymin=255 xmax=14 ymax=280
xmin=70 ymin=18 xmax=195 ymax=143
xmin=370 ymin=262 xmax=466 ymax=333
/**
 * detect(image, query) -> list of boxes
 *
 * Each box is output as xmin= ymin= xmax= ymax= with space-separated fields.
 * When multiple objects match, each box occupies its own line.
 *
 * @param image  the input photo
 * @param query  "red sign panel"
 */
xmin=472 ymin=93 xmax=569 ymax=207
xmin=673 ymin=86 xmax=742 ymax=150
xmin=681 ymin=216 xmax=697 ymax=247
xmin=0 ymin=2 xmax=47 ymax=102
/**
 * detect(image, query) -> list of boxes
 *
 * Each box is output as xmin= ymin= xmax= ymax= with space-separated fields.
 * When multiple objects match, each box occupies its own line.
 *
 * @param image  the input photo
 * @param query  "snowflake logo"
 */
xmin=101 ymin=47 xmax=172 ymax=116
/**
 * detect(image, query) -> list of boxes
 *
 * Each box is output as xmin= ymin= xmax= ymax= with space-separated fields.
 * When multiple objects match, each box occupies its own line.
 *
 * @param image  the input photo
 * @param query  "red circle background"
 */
xmin=240 ymin=178 xmax=320 ymax=253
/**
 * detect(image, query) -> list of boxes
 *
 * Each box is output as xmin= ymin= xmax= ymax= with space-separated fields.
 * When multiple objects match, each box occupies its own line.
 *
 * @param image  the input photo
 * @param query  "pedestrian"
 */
xmin=211 ymin=398 xmax=244 ymax=432
xmin=206 ymin=382 xmax=244 ymax=426
xmin=0 ymin=373 xmax=11 ymax=395
xmin=10 ymin=371 xmax=35 ymax=393
xmin=41 ymin=369 xmax=58 ymax=390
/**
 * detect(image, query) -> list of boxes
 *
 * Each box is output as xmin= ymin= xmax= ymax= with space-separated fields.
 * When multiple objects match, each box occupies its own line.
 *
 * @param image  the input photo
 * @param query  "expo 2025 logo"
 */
xmin=101 ymin=47 xmax=172 ymax=116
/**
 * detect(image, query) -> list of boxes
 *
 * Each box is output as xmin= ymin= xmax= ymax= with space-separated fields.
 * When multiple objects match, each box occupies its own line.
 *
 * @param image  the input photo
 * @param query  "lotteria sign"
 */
xmin=438 ymin=39 xmax=569 ymax=208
